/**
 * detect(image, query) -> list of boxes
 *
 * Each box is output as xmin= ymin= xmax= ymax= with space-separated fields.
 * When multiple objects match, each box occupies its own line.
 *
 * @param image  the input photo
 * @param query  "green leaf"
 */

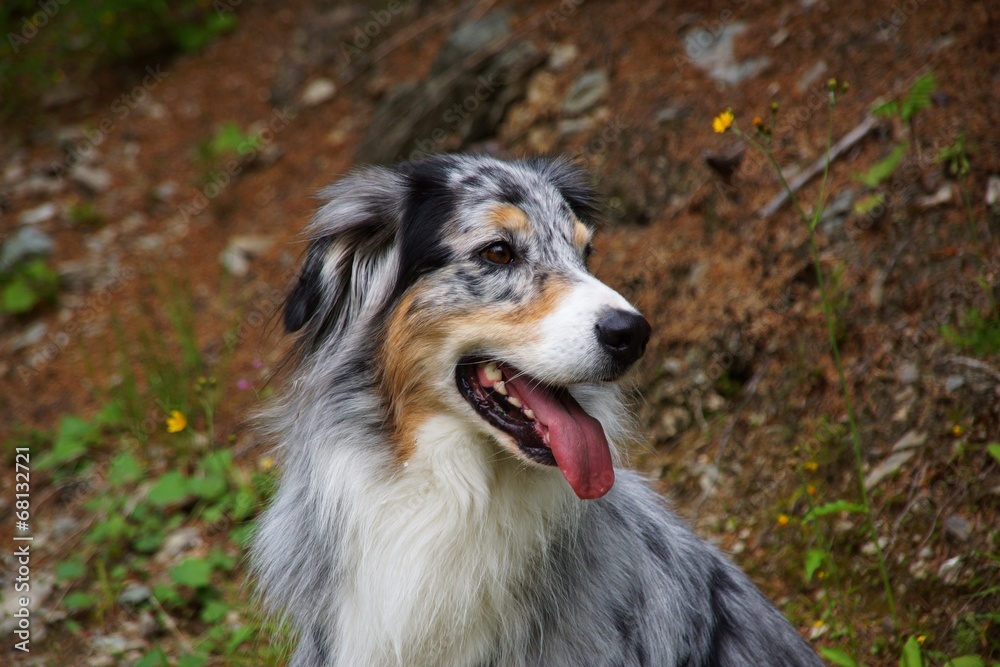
xmin=63 ymin=591 xmax=98 ymax=611
xmin=853 ymin=193 xmax=886 ymax=216
xmin=945 ymin=656 xmax=986 ymax=667
xmin=178 ymin=653 xmax=211 ymax=667
xmin=148 ymin=471 xmax=191 ymax=506
xmin=108 ymin=453 xmax=143 ymax=488
xmin=135 ymin=647 xmax=169 ymax=667
xmin=55 ymin=557 xmax=87 ymax=582
xmin=804 ymin=500 xmax=867 ymax=523
xmin=900 ymin=636 xmax=924 ymax=667
xmin=987 ymin=444 xmax=1000 ymax=465
xmin=854 ymin=144 xmax=907 ymax=188
xmin=37 ymin=415 xmax=99 ymax=470
xmin=225 ymin=624 xmax=256 ymax=655
xmin=170 ymin=558 xmax=213 ymax=588
xmin=200 ymin=599 xmax=229 ymax=623
xmin=805 ymin=549 xmax=826 ymax=582
xmin=820 ymin=646 xmax=861 ymax=667
xmin=2 ymin=276 xmax=38 ymax=313
xmin=901 ymin=73 xmax=936 ymax=123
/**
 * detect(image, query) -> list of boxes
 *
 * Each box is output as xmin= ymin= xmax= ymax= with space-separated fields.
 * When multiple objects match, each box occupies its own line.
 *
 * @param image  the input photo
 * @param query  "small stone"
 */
xmin=0 ymin=227 xmax=55 ymax=273
xmin=220 ymin=234 xmax=275 ymax=277
xmin=154 ymin=527 xmax=202 ymax=564
xmin=660 ymin=407 xmax=692 ymax=439
xmin=547 ymin=43 xmax=578 ymax=70
xmin=19 ymin=202 xmax=59 ymax=225
xmin=937 ymin=556 xmax=963 ymax=585
xmin=917 ymin=184 xmax=952 ymax=209
xmin=300 ymin=78 xmax=337 ymax=107
xmin=891 ymin=430 xmax=927 ymax=452
xmin=562 ymin=70 xmax=609 ymax=116
xmin=944 ymin=515 xmax=972 ymax=542
xmin=944 ymin=375 xmax=965 ymax=392
xmin=796 ymin=60 xmax=828 ymax=93
xmin=93 ymin=634 xmax=128 ymax=655
xmin=117 ymin=584 xmax=152 ymax=607
xmin=70 ymin=164 xmax=112 ymax=193
xmin=918 ymin=546 xmax=934 ymax=560
xmin=662 ymin=358 xmax=684 ymax=376
xmin=985 ymin=175 xmax=1000 ymax=207
xmin=896 ymin=362 xmax=919 ymax=385
xmin=7 ymin=322 xmax=48 ymax=352
xmin=908 ymin=559 xmax=929 ymax=580
xmin=865 ymin=450 xmax=915 ymax=490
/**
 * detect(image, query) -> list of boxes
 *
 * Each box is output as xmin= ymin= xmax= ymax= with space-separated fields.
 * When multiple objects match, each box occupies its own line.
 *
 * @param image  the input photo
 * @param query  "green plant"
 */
xmin=943 ymin=308 xmax=1000 ymax=356
xmin=716 ymin=79 xmax=896 ymax=660
xmin=195 ymin=121 xmax=263 ymax=184
xmin=0 ymin=1 xmax=237 ymax=119
xmin=0 ymin=257 xmax=59 ymax=314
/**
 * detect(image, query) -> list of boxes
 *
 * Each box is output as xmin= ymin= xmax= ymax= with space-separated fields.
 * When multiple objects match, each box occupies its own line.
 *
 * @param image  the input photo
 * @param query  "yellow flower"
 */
xmin=166 ymin=410 xmax=187 ymax=433
xmin=777 ymin=514 xmax=790 ymax=527
xmin=917 ymin=635 xmax=926 ymax=645
xmin=951 ymin=424 xmax=964 ymax=437
xmin=806 ymin=485 xmax=817 ymax=496
xmin=259 ymin=456 xmax=276 ymax=472
xmin=804 ymin=461 xmax=819 ymax=473
xmin=813 ymin=620 xmax=825 ymax=629
xmin=713 ymin=110 xmax=734 ymax=133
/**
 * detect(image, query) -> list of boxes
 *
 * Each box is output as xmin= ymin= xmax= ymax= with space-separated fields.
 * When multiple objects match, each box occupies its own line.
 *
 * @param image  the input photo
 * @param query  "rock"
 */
xmin=70 ymin=164 xmax=112 ymax=193
xmin=820 ymin=188 xmax=855 ymax=235
xmin=944 ymin=375 xmax=965 ymax=392
xmin=683 ymin=23 xmax=771 ymax=85
xmin=117 ymin=584 xmax=152 ymax=607
xmin=917 ymin=184 xmax=952 ymax=209
xmin=986 ymin=175 xmax=1000 ymax=207
xmin=431 ymin=11 xmax=511 ymax=75
xmin=0 ymin=226 xmax=55 ymax=273
xmin=937 ymin=556 xmax=963 ymax=585
xmin=660 ymin=406 xmax=692 ymax=439
xmin=796 ymin=60 xmax=828 ymax=93
xmin=300 ymin=78 xmax=337 ymax=107
xmin=547 ymin=43 xmax=578 ymax=70
xmin=891 ymin=430 xmax=927 ymax=452
xmin=896 ymin=362 xmax=919 ymax=385
xmin=18 ymin=202 xmax=59 ymax=225
xmin=562 ymin=69 xmax=609 ymax=116
xmin=7 ymin=321 xmax=48 ymax=352
xmin=662 ymin=358 xmax=684 ymax=375
xmin=355 ymin=12 xmax=543 ymax=164
xmin=92 ymin=634 xmax=128 ymax=655
xmin=944 ymin=515 xmax=972 ymax=542
xmin=864 ymin=449 xmax=915 ymax=490
xmin=220 ymin=235 xmax=275 ymax=277
xmin=154 ymin=527 xmax=202 ymax=564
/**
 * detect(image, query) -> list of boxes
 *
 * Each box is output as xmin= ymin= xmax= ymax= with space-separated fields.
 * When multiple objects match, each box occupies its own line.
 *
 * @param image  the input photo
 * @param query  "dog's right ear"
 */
xmin=283 ymin=167 xmax=404 ymax=350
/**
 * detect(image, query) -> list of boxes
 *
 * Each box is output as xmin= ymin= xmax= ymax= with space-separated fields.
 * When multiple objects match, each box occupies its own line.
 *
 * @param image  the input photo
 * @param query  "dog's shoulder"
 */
xmin=523 ymin=471 xmax=823 ymax=667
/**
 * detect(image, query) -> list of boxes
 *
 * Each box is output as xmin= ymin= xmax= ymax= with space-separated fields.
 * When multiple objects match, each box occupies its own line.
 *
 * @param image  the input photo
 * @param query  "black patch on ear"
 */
xmin=393 ymin=156 xmax=459 ymax=299
xmin=284 ymin=237 xmax=332 ymax=333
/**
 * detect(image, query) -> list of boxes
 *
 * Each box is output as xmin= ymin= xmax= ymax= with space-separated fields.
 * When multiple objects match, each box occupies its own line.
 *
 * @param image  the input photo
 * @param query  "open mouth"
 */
xmin=456 ymin=358 xmax=615 ymax=500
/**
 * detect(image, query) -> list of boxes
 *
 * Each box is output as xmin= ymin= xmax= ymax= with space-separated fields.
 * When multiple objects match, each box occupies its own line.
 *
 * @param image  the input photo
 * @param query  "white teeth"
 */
xmin=508 ymin=396 xmax=522 ymax=408
xmin=523 ymin=408 xmax=535 ymax=420
xmin=484 ymin=362 xmax=502 ymax=382
xmin=543 ymin=432 xmax=551 ymax=445
xmin=494 ymin=380 xmax=507 ymax=395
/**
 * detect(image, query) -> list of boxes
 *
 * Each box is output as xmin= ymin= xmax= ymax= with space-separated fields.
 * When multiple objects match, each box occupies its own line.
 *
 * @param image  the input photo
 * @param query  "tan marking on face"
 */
xmin=573 ymin=220 xmax=592 ymax=250
xmin=379 ymin=276 xmax=573 ymax=462
xmin=487 ymin=204 xmax=532 ymax=235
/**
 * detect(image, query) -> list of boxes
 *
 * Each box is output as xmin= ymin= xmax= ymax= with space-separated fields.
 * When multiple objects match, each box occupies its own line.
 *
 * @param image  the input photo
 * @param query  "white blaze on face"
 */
xmin=511 ymin=272 xmax=640 ymax=384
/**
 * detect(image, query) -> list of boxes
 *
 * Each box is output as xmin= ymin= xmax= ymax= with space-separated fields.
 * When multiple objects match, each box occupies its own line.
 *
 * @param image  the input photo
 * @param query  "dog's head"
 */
xmin=284 ymin=155 xmax=650 ymax=499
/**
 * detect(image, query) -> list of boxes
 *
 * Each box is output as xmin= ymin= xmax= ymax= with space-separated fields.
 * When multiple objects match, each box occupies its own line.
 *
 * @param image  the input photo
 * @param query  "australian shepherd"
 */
xmin=251 ymin=154 xmax=823 ymax=666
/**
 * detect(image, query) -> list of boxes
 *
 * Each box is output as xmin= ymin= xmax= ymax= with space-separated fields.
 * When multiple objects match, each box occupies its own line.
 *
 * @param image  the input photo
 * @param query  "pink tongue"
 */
xmin=505 ymin=376 xmax=615 ymax=500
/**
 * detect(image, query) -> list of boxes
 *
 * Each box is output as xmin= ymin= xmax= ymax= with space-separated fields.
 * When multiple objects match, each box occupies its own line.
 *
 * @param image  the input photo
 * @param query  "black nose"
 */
xmin=595 ymin=309 xmax=652 ymax=367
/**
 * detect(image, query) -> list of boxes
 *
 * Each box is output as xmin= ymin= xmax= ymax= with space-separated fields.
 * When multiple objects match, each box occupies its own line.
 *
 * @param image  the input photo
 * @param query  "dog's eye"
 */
xmin=480 ymin=242 xmax=515 ymax=265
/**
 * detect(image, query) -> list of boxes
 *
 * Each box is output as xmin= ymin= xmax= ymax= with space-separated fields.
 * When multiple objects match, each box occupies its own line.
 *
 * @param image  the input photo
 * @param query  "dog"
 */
xmin=251 ymin=154 xmax=824 ymax=666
